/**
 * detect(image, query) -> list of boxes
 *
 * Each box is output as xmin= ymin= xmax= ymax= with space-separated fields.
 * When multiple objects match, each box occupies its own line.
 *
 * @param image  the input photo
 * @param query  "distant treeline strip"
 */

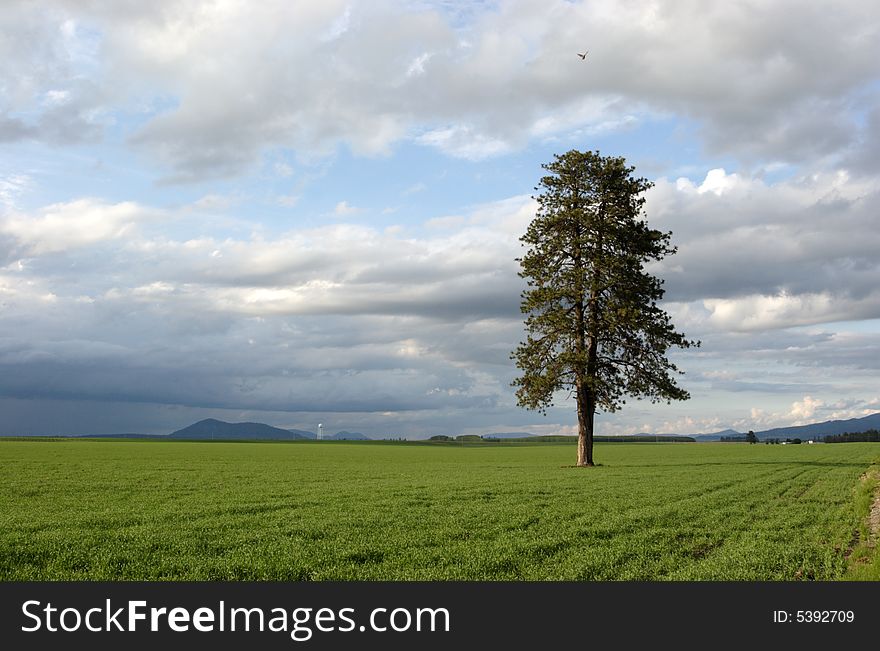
xmin=823 ymin=429 xmax=880 ymax=443
xmin=429 ymin=435 xmax=695 ymax=443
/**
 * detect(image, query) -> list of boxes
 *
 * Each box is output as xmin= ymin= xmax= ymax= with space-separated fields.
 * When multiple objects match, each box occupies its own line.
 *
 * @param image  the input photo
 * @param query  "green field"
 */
xmin=1 ymin=439 xmax=878 ymax=580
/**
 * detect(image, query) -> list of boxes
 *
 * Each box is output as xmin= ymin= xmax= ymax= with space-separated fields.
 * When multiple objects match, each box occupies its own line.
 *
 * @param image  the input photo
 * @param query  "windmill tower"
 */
xmin=317 ymin=423 xmax=324 ymax=441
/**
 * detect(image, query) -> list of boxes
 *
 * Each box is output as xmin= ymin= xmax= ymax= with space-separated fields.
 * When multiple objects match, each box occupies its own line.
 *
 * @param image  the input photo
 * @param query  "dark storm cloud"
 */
xmin=0 ymin=195 xmax=528 ymax=420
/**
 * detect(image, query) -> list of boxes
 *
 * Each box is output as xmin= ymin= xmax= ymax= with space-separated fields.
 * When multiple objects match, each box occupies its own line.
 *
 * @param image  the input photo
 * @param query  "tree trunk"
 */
xmin=576 ymin=198 xmax=601 ymax=468
xmin=575 ymin=382 xmax=594 ymax=467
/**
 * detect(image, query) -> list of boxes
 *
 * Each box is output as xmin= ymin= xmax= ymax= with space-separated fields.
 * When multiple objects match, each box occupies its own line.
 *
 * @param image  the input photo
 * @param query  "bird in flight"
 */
xmin=577 ymin=50 xmax=589 ymax=60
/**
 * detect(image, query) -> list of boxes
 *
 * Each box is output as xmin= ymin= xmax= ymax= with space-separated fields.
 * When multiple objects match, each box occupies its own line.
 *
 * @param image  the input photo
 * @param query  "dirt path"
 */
xmin=844 ymin=470 xmax=880 ymax=565
xmin=868 ymin=476 xmax=880 ymax=547
xmin=858 ymin=468 xmax=880 ymax=549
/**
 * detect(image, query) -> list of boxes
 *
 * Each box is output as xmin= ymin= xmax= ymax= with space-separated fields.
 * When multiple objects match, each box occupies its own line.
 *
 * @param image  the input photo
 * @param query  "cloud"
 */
xmin=333 ymin=200 xmax=359 ymax=216
xmin=0 ymin=198 xmax=164 ymax=255
xmin=4 ymin=1 xmax=880 ymax=438
xmin=4 ymin=158 xmax=880 ymax=434
xmin=0 ymin=5 xmax=105 ymax=144
xmin=276 ymin=195 xmax=300 ymax=208
xmin=701 ymin=292 xmax=877 ymax=332
xmin=274 ymin=162 xmax=294 ymax=178
xmin=10 ymin=1 xmax=875 ymax=179
xmin=402 ymin=182 xmax=427 ymax=196
xmin=189 ymin=194 xmax=237 ymax=211
xmin=0 ymin=194 xmax=532 ymax=422
xmin=416 ymin=125 xmax=514 ymax=160
xmin=725 ymin=394 xmax=879 ymax=432
xmin=787 ymin=395 xmax=823 ymax=423
xmin=693 ymin=168 xmax=742 ymax=196
xmin=845 ymin=103 xmax=880 ymax=175
xmin=0 ymin=174 xmax=30 ymax=208
xmin=654 ymin=415 xmax=724 ymax=436
xmin=647 ymin=168 xmax=880 ymax=330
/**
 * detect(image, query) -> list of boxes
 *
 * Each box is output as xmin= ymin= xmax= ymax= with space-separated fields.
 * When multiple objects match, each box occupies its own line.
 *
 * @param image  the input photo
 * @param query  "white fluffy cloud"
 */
xmin=788 ymin=395 xmax=823 ymax=422
xmin=1 ymin=199 xmax=162 ymax=255
xmin=4 ymin=1 xmax=878 ymax=178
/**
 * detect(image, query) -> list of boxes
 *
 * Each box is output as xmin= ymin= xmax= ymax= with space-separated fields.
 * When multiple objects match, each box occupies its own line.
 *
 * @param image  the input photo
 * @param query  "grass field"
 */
xmin=1 ymin=439 xmax=878 ymax=580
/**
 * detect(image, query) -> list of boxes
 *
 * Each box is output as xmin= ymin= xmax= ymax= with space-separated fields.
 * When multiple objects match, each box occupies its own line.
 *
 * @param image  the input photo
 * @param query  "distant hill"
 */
xmin=166 ymin=419 xmax=373 ymax=441
xmin=688 ymin=413 xmax=880 ymax=442
xmin=692 ymin=428 xmax=744 ymax=441
xmin=327 ymin=431 xmax=370 ymax=440
xmin=169 ymin=418 xmax=310 ymax=441
xmin=755 ymin=412 xmax=880 ymax=440
xmin=288 ymin=428 xmax=317 ymax=439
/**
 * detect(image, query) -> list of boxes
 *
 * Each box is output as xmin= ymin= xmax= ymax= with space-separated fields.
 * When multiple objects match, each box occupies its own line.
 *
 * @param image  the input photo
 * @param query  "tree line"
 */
xmin=823 ymin=429 xmax=880 ymax=443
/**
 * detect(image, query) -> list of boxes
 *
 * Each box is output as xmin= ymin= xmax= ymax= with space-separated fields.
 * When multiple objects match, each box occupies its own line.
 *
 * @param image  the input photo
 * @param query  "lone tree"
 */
xmin=512 ymin=150 xmax=698 ymax=467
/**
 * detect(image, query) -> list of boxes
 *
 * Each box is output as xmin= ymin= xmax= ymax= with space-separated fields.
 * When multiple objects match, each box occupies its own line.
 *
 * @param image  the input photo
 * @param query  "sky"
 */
xmin=2 ymin=0 xmax=880 ymax=438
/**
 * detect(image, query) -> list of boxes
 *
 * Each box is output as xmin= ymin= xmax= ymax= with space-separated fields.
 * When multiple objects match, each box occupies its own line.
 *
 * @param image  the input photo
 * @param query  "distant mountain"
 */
xmin=169 ymin=418 xmax=310 ymax=440
xmin=692 ymin=428 xmax=744 ymax=441
xmin=166 ymin=419 xmax=373 ymax=441
xmin=288 ymin=428 xmax=317 ymax=440
xmin=755 ymin=412 xmax=880 ymax=440
xmin=688 ymin=413 xmax=880 ymax=442
xmin=327 ymin=431 xmax=370 ymax=440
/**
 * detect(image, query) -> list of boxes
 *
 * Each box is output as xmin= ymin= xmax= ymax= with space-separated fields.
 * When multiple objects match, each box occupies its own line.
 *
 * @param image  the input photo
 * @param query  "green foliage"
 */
xmin=513 ymin=150 xmax=696 ymax=414
xmin=1 ymin=439 xmax=878 ymax=580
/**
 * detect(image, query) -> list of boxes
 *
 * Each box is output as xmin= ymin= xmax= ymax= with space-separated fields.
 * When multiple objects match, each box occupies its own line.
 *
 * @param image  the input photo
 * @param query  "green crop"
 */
xmin=1 ymin=439 xmax=878 ymax=580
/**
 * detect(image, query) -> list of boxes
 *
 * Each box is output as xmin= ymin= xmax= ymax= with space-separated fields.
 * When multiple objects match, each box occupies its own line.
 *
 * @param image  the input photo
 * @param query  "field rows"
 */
xmin=1 ymin=440 xmax=878 ymax=580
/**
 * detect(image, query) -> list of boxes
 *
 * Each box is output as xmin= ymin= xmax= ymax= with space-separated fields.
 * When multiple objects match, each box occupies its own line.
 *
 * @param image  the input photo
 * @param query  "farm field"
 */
xmin=1 ymin=439 xmax=878 ymax=580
